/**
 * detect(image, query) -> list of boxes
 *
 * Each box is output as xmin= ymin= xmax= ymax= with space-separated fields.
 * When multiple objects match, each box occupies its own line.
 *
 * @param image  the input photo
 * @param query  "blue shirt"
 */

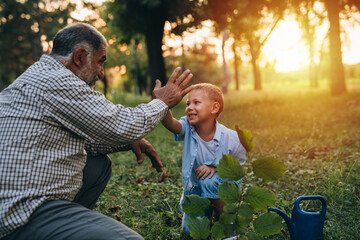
xmin=174 ymin=117 xmax=246 ymax=195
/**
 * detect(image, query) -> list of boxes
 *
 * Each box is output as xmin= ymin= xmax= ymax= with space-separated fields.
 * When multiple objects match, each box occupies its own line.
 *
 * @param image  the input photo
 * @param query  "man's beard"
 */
xmin=76 ymin=64 xmax=98 ymax=88
xmin=88 ymin=76 xmax=99 ymax=88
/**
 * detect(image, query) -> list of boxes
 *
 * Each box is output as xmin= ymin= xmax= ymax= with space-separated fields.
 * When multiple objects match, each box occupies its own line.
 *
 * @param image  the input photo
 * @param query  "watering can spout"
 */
xmin=268 ymin=207 xmax=297 ymax=240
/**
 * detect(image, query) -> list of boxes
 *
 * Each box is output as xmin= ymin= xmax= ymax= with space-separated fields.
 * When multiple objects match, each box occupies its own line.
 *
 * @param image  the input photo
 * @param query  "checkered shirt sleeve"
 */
xmin=0 ymin=54 xmax=168 ymax=238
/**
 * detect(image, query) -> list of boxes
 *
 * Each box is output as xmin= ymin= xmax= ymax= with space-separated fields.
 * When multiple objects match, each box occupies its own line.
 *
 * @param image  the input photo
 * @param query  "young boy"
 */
xmin=161 ymin=83 xmax=246 ymax=234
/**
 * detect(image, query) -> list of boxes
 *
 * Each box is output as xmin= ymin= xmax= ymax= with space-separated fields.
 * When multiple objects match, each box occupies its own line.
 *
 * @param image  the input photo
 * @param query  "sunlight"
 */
xmin=73 ymin=1 xmax=360 ymax=73
xmin=342 ymin=14 xmax=360 ymax=65
xmin=71 ymin=0 xmax=106 ymax=21
xmin=262 ymin=15 xmax=309 ymax=72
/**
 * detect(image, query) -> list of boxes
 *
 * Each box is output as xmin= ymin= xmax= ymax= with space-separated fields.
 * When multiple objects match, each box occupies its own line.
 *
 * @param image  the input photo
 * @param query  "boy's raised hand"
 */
xmin=152 ymin=67 xmax=194 ymax=109
xmin=196 ymin=164 xmax=217 ymax=180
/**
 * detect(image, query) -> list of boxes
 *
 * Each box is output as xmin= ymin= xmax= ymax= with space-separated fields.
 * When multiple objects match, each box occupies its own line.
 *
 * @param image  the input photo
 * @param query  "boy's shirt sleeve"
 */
xmin=174 ymin=116 xmax=187 ymax=141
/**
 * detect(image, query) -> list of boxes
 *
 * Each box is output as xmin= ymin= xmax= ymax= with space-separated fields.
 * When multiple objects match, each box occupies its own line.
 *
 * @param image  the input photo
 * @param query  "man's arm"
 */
xmin=161 ymin=110 xmax=182 ymax=134
xmin=45 ymin=68 xmax=193 ymax=147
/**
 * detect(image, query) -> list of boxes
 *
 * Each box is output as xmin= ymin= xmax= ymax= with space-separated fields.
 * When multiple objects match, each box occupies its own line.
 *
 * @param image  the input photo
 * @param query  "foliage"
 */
xmin=236 ymin=127 xmax=254 ymax=153
xmin=0 ymin=0 xmax=76 ymax=90
xmin=182 ymin=195 xmax=211 ymax=215
xmin=105 ymin=0 xmax=206 ymax=89
xmin=217 ymin=155 xmax=245 ymax=181
xmin=252 ymin=157 xmax=286 ymax=182
xmin=182 ymin=127 xmax=285 ymax=239
xmin=202 ymin=0 xmax=287 ymax=90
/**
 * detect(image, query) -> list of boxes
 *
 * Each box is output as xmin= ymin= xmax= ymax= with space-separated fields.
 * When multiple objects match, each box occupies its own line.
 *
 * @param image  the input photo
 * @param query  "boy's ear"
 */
xmin=211 ymin=102 xmax=220 ymax=115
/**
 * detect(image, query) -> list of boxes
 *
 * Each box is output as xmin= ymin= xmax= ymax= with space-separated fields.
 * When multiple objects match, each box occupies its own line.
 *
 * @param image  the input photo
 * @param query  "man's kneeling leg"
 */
xmin=73 ymin=154 xmax=112 ymax=209
xmin=4 ymin=200 xmax=143 ymax=240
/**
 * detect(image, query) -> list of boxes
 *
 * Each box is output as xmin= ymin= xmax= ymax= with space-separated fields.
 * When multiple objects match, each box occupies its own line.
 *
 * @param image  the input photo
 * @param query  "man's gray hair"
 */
xmin=50 ymin=23 xmax=108 ymax=58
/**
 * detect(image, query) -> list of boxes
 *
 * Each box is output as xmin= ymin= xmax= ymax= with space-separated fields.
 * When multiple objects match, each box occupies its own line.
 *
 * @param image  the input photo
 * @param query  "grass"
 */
xmin=95 ymin=86 xmax=360 ymax=240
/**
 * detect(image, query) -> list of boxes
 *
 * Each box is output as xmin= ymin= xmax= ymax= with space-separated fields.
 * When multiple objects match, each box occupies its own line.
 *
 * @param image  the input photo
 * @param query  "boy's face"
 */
xmin=185 ymin=89 xmax=218 ymax=127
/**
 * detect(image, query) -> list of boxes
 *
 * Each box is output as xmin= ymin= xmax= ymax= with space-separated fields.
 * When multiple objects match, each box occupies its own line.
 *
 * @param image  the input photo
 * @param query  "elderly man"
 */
xmin=0 ymin=23 xmax=193 ymax=240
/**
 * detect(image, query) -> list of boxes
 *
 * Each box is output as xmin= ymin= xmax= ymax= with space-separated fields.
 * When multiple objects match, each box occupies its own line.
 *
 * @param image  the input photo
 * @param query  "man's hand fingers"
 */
xmin=208 ymin=171 xmax=215 ymax=179
xmin=178 ymin=72 xmax=193 ymax=89
xmin=168 ymin=67 xmax=182 ymax=84
xmin=174 ymin=69 xmax=191 ymax=86
xmin=132 ymin=147 xmax=144 ymax=164
xmin=154 ymin=79 xmax=162 ymax=90
xmin=145 ymin=151 xmax=163 ymax=172
xmin=181 ymin=85 xmax=194 ymax=98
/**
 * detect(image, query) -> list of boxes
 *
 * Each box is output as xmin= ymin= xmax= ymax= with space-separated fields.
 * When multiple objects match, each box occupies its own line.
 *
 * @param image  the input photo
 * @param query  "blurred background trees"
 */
xmin=1 ymin=0 xmax=359 ymax=96
xmin=0 ymin=0 xmax=76 ymax=90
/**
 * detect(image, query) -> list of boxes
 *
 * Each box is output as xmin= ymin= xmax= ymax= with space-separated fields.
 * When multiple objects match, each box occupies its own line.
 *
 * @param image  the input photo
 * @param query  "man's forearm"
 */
xmin=85 ymin=140 xmax=132 ymax=156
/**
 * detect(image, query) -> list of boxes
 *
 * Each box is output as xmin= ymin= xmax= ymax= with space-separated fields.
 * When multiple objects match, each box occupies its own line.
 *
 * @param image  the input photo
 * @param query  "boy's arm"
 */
xmin=161 ymin=109 xmax=182 ymax=134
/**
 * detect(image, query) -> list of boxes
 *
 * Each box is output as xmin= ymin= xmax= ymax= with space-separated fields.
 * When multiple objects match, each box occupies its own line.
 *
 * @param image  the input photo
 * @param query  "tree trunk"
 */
xmin=325 ymin=0 xmax=346 ymax=96
xmin=303 ymin=5 xmax=318 ymax=88
xmin=249 ymin=40 xmax=261 ymax=90
xmin=232 ymin=40 xmax=240 ymax=91
xmin=221 ymin=30 xmax=230 ymax=94
xmin=145 ymin=9 xmax=166 ymax=93
xmin=133 ymin=43 xmax=140 ymax=96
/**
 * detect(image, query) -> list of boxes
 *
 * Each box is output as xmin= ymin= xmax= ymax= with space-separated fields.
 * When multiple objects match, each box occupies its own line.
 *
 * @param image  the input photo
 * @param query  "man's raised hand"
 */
xmin=152 ymin=67 xmax=194 ymax=109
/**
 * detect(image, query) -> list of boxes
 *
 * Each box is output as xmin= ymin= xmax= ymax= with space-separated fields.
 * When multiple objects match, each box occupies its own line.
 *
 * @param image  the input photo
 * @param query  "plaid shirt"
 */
xmin=0 ymin=55 xmax=168 ymax=238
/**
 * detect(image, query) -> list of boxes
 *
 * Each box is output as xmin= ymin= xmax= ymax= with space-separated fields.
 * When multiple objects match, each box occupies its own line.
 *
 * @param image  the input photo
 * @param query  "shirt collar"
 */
xmin=213 ymin=121 xmax=221 ymax=143
xmin=190 ymin=120 xmax=221 ymax=143
xmin=39 ymin=54 xmax=66 ymax=69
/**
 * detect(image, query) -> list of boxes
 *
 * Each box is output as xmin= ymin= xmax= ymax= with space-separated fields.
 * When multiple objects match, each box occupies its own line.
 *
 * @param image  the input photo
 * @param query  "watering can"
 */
xmin=268 ymin=195 xmax=327 ymax=240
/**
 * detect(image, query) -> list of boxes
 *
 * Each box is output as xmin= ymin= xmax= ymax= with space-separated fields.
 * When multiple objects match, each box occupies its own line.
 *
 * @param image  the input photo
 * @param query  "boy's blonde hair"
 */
xmin=192 ymin=83 xmax=224 ymax=116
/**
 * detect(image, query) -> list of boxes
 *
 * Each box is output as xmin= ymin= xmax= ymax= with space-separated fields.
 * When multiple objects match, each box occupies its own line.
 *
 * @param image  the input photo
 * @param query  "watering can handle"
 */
xmin=294 ymin=195 xmax=327 ymax=217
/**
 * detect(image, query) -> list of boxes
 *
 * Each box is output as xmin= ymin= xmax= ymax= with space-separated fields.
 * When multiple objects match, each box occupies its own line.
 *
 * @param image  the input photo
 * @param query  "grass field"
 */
xmin=95 ymin=86 xmax=360 ymax=240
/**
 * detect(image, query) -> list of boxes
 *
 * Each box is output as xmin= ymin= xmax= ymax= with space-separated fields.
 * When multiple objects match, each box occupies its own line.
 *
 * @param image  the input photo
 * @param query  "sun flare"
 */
xmin=74 ymin=1 xmax=360 ymax=73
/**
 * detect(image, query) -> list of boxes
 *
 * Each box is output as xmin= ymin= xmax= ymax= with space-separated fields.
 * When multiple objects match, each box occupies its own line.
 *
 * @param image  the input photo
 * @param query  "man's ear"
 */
xmin=211 ymin=102 xmax=220 ymax=115
xmin=72 ymin=47 xmax=87 ymax=67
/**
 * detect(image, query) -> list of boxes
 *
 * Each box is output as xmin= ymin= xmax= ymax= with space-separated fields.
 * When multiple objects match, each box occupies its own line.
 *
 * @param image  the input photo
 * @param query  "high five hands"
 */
xmin=152 ymin=67 xmax=194 ymax=109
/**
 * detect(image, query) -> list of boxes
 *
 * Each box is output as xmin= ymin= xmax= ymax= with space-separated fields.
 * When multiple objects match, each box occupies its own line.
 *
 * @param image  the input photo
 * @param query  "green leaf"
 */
xmin=224 ymin=203 xmax=237 ymax=214
xmin=218 ymin=182 xmax=242 ymax=204
xmin=188 ymin=215 xmax=211 ymax=239
xmin=246 ymin=231 xmax=264 ymax=240
xmin=217 ymin=154 xmax=245 ymax=181
xmin=219 ymin=213 xmax=237 ymax=224
xmin=238 ymin=215 xmax=252 ymax=228
xmin=244 ymin=187 xmax=278 ymax=210
xmin=252 ymin=157 xmax=286 ymax=182
xmin=238 ymin=203 xmax=255 ymax=218
xmin=253 ymin=213 xmax=282 ymax=236
xmin=182 ymin=195 xmax=211 ymax=215
xmin=235 ymin=126 xmax=254 ymax=153
xmin=211 ymin=221 xmax=226 ymax=240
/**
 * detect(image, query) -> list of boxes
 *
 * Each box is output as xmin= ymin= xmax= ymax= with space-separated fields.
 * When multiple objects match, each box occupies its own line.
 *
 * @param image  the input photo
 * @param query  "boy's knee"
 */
xmin=199 ymin=175 xmax=218 ymax=190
